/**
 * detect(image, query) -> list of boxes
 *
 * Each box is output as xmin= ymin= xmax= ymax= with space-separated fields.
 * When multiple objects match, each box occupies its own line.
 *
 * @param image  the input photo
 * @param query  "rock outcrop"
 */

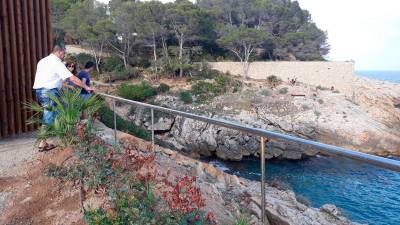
xmin=108 ymin=76 xmax=400 ymax=161
xmin=96 ymin=121 xmax=363 ymax=225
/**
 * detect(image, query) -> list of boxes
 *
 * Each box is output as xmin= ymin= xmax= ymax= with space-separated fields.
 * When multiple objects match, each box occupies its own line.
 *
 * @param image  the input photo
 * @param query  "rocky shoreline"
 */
xmin=96 ymin=121 xmax=363 ymax=225
xmin=105 ymin=76 xmax=400 ymax=161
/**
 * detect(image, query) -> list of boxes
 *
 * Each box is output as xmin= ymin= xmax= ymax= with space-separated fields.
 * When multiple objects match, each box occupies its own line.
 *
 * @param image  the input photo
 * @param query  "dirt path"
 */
xmin=0 ymin=134 xmax=84 ymax=225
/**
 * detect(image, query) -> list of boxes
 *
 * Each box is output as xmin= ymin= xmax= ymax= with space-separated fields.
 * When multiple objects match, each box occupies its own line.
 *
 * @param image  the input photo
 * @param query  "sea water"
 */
xmin=208 ymin=156 xmax=400 ymax=225
xmin=356 ymin=71 xmax=400 ymax=83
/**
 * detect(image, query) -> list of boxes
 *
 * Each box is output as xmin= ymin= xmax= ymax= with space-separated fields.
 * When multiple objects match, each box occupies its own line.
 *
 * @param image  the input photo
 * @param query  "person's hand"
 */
xmin=85 ymin=86 xmax=95 ymax=93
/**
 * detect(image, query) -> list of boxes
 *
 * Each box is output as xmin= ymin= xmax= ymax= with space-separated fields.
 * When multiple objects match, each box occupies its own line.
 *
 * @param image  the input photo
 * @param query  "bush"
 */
xmin=191 ymin=81 xmax=214 ymax=96
xmin=113 ymin=67 xmax=140 ymax=81
xmin=75 ymin=53 xmax=95 ymax=68
xmin=192 ymin=66 xmax=220 ymax=80
xmin=116 ymin=81 xmax=157 ymax=102
xmin=234 ymin=216 xmax=251 ymax=225
xmin=267 ymin=75 xmax=282 ymax=88
xmin=102 ymin=57 xmax=124 ymax=72
xmin=279 ymin=87 xmax=289 ymax=94
xmin=179 ymin=91 xmax=193 ymax=104
xmin=157 ymin=83 xmax=170 ymax=93
xmin=260 ymin=89 xmax=273 ymax=96
xmin=316 ymin=85 xmax=329 ymax=91
xmin=98 ymin=105 xmax=149 ymax=140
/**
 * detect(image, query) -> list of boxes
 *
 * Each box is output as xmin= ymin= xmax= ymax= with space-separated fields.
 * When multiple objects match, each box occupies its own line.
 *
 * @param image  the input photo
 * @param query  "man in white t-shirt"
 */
xmin=33 ymin=45 xmax=95 ymax=151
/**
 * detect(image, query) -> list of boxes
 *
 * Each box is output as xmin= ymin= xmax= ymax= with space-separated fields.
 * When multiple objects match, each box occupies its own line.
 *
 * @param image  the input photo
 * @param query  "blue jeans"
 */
xmin=35 ymin=88 xmax=59 ymax=125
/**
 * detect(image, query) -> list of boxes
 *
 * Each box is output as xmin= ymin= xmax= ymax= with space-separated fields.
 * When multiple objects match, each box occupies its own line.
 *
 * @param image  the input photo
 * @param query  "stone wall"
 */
xmin=208 ymin=61 xmax=355 ymax=94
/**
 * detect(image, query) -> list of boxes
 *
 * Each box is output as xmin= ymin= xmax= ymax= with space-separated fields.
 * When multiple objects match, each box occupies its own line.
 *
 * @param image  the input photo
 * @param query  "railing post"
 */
xmin=260 ymin=137 xmax=266 ymax=224
xmin=112 ymin=99 xmax=117 ymax=146
xmin=151 ymin=108 xmax=155 ymax=151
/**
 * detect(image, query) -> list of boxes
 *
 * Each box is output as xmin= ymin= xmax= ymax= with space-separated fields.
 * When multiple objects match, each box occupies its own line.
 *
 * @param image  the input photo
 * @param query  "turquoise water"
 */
xmin=356 ymin=71 xmax=400 ymax=83
xmin=208 ymin=156 xmax=400 ymax=225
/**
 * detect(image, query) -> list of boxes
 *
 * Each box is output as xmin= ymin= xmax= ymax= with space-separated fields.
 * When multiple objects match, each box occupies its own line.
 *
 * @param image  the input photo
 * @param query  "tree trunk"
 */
xmin=178 ymin=35 xmax=184 ymax=78
xmin=152 ymin=31 xmax=158 ymax=77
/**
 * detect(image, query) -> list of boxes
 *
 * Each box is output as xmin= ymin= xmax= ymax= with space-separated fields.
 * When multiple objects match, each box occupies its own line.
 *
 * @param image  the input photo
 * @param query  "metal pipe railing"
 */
xmin=99 ymin=92 xmax=400 ymax=224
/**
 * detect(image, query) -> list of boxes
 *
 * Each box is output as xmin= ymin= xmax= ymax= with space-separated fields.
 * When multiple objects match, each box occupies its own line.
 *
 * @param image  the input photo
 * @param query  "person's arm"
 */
xmin=69 ymin=75 xmax=95 ymax=92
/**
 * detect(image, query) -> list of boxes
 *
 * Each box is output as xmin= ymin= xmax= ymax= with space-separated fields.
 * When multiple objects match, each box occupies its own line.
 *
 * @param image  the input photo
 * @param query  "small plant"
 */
xmin=24 ymin=89 xmax=102 ymax=146
xmin=234 ymin=216 xmax=251 ymax=225
xmin=260 ymin=89 xmax=273 ymax=96
xmin=279 ymin=87 xmax=289 ymax=94
xmin=113 ymin=66 xmax=140 ymax=81
xmin=180 ymin=91 xmax=193 ymax=104
xmin=318 ymin=99 xmax=324 ymax=104
xmin=266 ymin=75 xmax=282 ymax=88
xmin=157 ymin=83 xmax=170 ymax=93
xmin=316 ymin=85 xmax=329 ymax=91
xmin=116 ymin=81 xmax=157 ymax=102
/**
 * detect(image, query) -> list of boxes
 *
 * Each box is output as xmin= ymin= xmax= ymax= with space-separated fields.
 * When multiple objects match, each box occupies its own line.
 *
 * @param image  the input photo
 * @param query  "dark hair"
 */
xmin=65 ymin=61 xmax=77 ymax=75
xmin=84 ymin=61 xmax=95 ymax=69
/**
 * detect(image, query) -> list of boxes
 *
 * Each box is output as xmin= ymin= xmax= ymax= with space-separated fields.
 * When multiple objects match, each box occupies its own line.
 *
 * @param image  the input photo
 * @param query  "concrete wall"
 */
xmin=208 ymin=61 xmax=355 ymax=94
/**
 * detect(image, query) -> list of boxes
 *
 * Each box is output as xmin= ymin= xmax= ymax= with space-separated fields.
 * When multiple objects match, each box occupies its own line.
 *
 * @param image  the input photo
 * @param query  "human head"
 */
xmin=65 ymin=61 xmax=77 ymax=75
xmin=52 ymin=45 xmax=66 ymax=60
xmin=84 ymin=61 xmax=95 ymax=72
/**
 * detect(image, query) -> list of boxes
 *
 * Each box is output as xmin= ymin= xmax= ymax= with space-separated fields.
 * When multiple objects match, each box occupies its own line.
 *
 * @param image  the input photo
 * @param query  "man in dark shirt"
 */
xmin=78 ymin=61 xmax=94 ymax=99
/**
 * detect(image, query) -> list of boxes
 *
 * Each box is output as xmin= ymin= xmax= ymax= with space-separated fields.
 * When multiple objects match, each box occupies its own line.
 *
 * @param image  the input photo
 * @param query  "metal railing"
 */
xmin=99 ymin=92 xmax=400 ymax=224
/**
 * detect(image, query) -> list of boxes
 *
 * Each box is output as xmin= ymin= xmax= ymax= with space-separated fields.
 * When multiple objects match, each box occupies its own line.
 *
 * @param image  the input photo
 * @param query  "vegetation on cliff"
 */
xmin=52 ymin=0 xmax=329 ymax=77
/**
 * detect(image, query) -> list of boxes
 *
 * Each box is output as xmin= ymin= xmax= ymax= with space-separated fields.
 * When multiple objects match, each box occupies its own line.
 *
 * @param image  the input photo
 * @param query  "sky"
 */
xmin=99 ymin=0 xmax=400 ymax=71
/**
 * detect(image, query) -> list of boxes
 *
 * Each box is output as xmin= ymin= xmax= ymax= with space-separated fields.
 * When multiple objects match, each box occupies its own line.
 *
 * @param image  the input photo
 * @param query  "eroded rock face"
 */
xmin=110 ymin=77 xmax=400 ymax=161
xmin=96 ymin=121 xmax=363 ymax=225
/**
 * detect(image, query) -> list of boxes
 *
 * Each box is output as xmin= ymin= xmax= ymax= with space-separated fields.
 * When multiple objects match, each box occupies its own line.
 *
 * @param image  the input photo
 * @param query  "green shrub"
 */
xmin=193 ymin=67 xmax=220 ymax=80
xmin=279 ymin=87 xmax=289 ymax=94
xmin=191 ymin=81 xmax=214 ymax=96
xmin=116 ymin=81 xmax=157 ymax=102
xmin=24 ymin=89 xmax=102 ymax=146
xmin=316 ymin=85 xmax=329 ymax=91
xmin=180 ymin=91 xmax=193 ymax=104
xmin=260 ymin=89 xmax=273 ymax=96
xmin=113 ymin=67 xmax=139 ymax=81
xmin=75 ymin=53 xmax=95 ymax=68
xmin=102 ymin=57 xmax=124 ymax=72
xmin=234 ymin=216 xmax=251 ymax=225
xmin=267 ymin=75 xmax=282 ymax=88
xmin=98 ymin=105 xmax=149 ymax=140
xmin=157 ymin=83 xmax=170 ymax=93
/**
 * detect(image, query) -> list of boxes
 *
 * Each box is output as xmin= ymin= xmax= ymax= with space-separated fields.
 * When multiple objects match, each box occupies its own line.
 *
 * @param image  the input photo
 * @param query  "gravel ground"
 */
xmin=0 ymin=132 xmax=38 ymax=177
xmin=0 ymin=132 xmax=38 ymax=216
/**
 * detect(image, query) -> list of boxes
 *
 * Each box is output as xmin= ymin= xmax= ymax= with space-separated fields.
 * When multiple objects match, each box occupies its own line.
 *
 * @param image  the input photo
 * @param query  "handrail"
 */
xmin=99 ymin=92 xmax=400 ymax=224
xmin=99 ymin=92 xmax=400 ymax=173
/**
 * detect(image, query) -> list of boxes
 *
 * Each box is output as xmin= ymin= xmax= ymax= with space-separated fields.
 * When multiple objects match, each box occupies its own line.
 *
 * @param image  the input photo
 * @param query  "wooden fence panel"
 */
xmin=0 ymin=0 xmax=52 ymax=138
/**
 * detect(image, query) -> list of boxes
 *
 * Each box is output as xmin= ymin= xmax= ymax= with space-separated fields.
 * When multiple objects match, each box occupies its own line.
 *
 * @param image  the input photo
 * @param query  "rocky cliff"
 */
xmin=96 ymin=121 xmax=362 ymax=225
xmin=108 ymin=76 xmax=400 ymax=161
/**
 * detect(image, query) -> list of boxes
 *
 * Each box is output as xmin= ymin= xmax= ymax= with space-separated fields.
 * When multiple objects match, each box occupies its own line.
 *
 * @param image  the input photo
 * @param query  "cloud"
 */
xmin=297 ymin=0 xmax=400 ymax=70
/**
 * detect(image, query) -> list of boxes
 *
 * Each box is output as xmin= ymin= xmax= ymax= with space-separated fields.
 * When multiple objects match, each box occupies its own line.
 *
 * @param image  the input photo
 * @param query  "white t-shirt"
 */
xmin=33 ymin=54 xmax=73 ymax=89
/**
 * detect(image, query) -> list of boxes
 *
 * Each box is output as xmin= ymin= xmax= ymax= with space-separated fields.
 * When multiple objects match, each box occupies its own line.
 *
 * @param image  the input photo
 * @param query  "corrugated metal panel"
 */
xmin=0 ymin=0 xmax=52 ymax=138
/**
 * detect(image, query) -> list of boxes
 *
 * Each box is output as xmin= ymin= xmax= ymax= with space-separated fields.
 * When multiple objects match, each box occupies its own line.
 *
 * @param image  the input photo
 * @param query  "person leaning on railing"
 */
xmin=32 ymin=45 xmax=95 ymax=152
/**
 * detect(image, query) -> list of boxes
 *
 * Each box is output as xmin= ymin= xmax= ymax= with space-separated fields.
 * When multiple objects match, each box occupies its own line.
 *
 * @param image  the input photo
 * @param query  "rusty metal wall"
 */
xmin=0 ymin=0 xmax=52 ymax=138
